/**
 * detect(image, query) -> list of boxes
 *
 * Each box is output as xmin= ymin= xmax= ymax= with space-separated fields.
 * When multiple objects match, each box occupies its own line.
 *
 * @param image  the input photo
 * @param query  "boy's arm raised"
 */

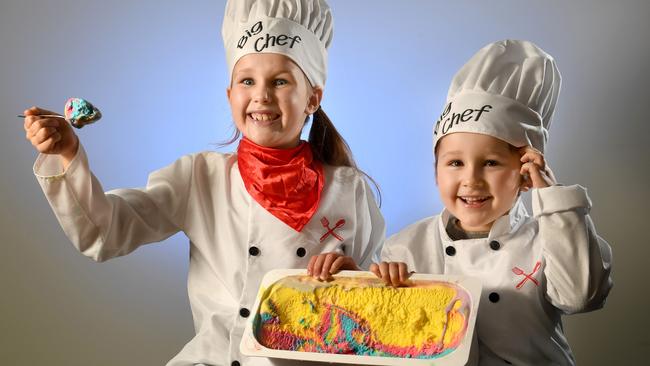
xmin=533 ymin=185 xmax=613 ymax=314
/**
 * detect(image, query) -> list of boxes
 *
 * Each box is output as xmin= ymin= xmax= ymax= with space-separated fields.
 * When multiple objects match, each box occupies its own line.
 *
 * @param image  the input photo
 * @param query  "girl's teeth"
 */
xmin=251 ymin=113 xmax=277 ymax=121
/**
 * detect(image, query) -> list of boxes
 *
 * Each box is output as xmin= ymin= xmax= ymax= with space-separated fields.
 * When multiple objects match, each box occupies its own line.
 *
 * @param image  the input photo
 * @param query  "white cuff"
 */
xmin=33 ymin=144 xmax=85 ymax=181
xmin=532 ymin=184 xmax=592 ymax=217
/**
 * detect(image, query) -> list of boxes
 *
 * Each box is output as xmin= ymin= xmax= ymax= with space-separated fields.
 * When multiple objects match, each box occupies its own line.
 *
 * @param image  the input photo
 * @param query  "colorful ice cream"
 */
xmin=64 ymin=97 xmax=102 ymax=128
xmin=254 ymin=275 xmax=470 ymax=359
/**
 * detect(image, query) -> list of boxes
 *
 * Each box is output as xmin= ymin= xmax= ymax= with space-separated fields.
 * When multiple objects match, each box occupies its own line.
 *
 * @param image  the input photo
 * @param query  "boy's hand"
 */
xmin=307 ymin=252 xmax=360 ymax=281
xmin=370 ymin=261 xmax=413 ymax=287
xmin=23 ymin=106 xmax=79 ymax=161
xmin=518 ymin=146 xmax=557 ymax=190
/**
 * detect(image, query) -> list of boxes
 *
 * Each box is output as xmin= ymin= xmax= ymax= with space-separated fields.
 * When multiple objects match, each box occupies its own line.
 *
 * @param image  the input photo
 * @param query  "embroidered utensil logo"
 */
xmin=512 ymin=261 xmax=541 ymax=289
xmin=320 ymin=217 xmax=345 ymax=242
xmin=237 ymin=21 xmax=302 ymax=52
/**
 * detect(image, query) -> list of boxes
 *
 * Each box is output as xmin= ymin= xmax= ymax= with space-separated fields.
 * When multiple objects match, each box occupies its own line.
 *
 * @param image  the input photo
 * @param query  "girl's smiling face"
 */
xmin=227 ymin=53 xmax=322 ymax=149
xmin=436 ymin=133 xmax=523 ymax=232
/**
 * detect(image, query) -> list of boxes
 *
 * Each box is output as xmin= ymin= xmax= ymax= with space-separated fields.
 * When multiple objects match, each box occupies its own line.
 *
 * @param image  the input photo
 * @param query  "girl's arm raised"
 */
xmin=33 ymin=142 xmax=192 ymax=262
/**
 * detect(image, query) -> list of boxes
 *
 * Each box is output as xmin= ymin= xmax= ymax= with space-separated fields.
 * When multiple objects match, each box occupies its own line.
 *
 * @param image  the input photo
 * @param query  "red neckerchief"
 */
xmin=237 ymin=137 xmax=324 ymax=232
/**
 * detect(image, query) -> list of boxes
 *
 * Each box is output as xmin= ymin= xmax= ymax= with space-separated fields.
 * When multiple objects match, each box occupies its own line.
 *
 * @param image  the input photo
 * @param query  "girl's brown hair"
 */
xmin=308 ymin=107 xmax=354 ymax=168
xmin=309 ymin=107 xmax=381 ymax=204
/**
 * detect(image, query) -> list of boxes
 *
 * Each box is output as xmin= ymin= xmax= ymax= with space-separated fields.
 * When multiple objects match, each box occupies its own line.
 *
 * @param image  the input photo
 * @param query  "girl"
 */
xmin=370 ymin=40 xmax=613 ymax=365
xmin=22 ymin=0 xmax=384 ymax=365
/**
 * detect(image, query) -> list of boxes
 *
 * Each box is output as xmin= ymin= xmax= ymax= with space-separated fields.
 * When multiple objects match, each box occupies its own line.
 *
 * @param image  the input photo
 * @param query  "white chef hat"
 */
xmin=433 ymin=40 xmax=561 ymax=153
xmin=221 ymin=0 xmax=333 ymax=88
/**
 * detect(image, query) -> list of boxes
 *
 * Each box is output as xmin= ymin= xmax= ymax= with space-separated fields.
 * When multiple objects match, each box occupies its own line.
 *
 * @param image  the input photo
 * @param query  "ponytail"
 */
xmin=308 ymin=107 xmax=355 ymax=168
xmin=308 ymin=107 xmax=381 ymax=205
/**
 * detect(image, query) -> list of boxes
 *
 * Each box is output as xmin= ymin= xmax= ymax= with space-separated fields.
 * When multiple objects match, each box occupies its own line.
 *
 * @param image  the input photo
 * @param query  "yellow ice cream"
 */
xmin=256 ymin=275 xmax=470 ymax=358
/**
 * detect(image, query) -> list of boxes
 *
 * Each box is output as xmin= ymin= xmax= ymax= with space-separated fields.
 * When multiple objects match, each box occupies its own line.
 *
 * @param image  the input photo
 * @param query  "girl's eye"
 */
xmin=274 ymin=79 xmax=288 ymax=87
xmin=485 ymin=160 xmax=499 ymax=167
xmin=448 ymin=160 xmax=463 ymax=167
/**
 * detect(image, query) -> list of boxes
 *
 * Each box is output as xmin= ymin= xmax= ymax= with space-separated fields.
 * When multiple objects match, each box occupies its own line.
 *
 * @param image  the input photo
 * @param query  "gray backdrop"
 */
xmin=1 ymin=0 xmax=647 ymax=364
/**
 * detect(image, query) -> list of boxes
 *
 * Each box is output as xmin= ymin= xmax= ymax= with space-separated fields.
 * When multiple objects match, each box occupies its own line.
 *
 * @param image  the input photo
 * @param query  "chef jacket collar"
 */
xmin=438 ymin=197 xmax=528 ymax=243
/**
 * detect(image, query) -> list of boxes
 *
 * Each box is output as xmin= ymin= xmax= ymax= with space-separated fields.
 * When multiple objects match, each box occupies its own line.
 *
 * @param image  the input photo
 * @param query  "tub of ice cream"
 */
xmin=240 ymin=269 xmax=481 ymax=365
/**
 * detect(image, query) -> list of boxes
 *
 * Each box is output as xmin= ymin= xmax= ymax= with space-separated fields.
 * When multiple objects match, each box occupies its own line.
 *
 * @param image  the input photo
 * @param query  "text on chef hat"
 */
xmin=434 ymin=103 xmax=493 ymax=136
xmin=237 ymin=21 xmax=302 ymax=52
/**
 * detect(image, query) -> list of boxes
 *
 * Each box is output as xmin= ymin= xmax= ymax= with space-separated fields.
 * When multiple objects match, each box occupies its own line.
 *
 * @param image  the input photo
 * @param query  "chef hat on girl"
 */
xmin=222 ymin=0 xmax=333 ymax=88
xmin=433 ymin=40 xmax=561 ymax=153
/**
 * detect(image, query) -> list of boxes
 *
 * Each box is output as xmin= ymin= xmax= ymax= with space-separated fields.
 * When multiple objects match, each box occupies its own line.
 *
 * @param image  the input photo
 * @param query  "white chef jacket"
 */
xmin=380 ymin=185 xmax=612 ymax=366
xmin=34 ymin=144 xmax=385 ymax=366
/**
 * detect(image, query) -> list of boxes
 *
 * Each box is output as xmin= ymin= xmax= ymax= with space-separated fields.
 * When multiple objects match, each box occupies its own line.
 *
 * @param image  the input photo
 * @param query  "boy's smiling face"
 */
xmin=227 ymin=53 xmax=321 ymax=149
xmin=436 ymin=132 xmax=523 ymax=232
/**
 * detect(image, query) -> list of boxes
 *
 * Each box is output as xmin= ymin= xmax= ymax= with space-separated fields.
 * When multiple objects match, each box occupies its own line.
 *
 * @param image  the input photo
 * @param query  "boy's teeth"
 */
xmin=463 ymin=197 xmax=487 ymax=202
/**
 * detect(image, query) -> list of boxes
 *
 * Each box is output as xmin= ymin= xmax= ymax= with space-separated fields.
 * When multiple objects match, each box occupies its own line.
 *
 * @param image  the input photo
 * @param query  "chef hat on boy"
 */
xmin=433 ymin=40 xmax=561 ymax=153
xmin=222 ymin=0 xmax=333 ymax=88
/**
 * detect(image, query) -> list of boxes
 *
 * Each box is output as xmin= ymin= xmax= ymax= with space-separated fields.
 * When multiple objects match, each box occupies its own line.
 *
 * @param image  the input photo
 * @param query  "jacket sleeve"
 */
xmin=377 ymin=228 xmax=420 ymax=270
xmin=34 ymin=144 xmax=192 ymax=262
xmin=377 ymin=217 xmax=442 ymax=274
xmin=532 ymin=184 xmax=613 ymax=314
xmin=352 ymin=177 xmax=386 ymax=270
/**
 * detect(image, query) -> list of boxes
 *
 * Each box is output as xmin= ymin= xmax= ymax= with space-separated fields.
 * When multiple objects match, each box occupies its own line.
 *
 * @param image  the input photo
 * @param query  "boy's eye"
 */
xmin=485 ymin=160 xmax=499 ymax=167
xmin=241 ymin=79 xmax=254 ymax=86
xmin=274 ymin=79 xmax=288 ymax=87
xmin=448 ymin=160 xmax=463 ymax=167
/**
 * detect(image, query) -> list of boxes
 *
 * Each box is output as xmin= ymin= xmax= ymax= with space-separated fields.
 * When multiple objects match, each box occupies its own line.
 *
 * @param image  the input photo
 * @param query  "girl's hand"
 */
xmin=307 ymin=252 xmax=360 ymax=281
xmin=369 ymin=261 xmax=413 ymax=287
xmin=518 ymin=146 xmax=557 ymax=190
xmin=23 ymin=106 xmax=79 ymax=161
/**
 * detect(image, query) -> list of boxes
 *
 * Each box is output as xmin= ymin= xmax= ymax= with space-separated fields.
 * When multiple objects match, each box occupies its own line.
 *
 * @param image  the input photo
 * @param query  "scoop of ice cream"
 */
xmin=64 ymin=98 xmax=102 ymax=128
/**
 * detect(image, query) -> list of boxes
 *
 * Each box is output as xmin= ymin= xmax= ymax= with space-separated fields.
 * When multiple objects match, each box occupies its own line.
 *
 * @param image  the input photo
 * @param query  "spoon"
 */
xmin=17 ymin=114 xmax=65 ymax=119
